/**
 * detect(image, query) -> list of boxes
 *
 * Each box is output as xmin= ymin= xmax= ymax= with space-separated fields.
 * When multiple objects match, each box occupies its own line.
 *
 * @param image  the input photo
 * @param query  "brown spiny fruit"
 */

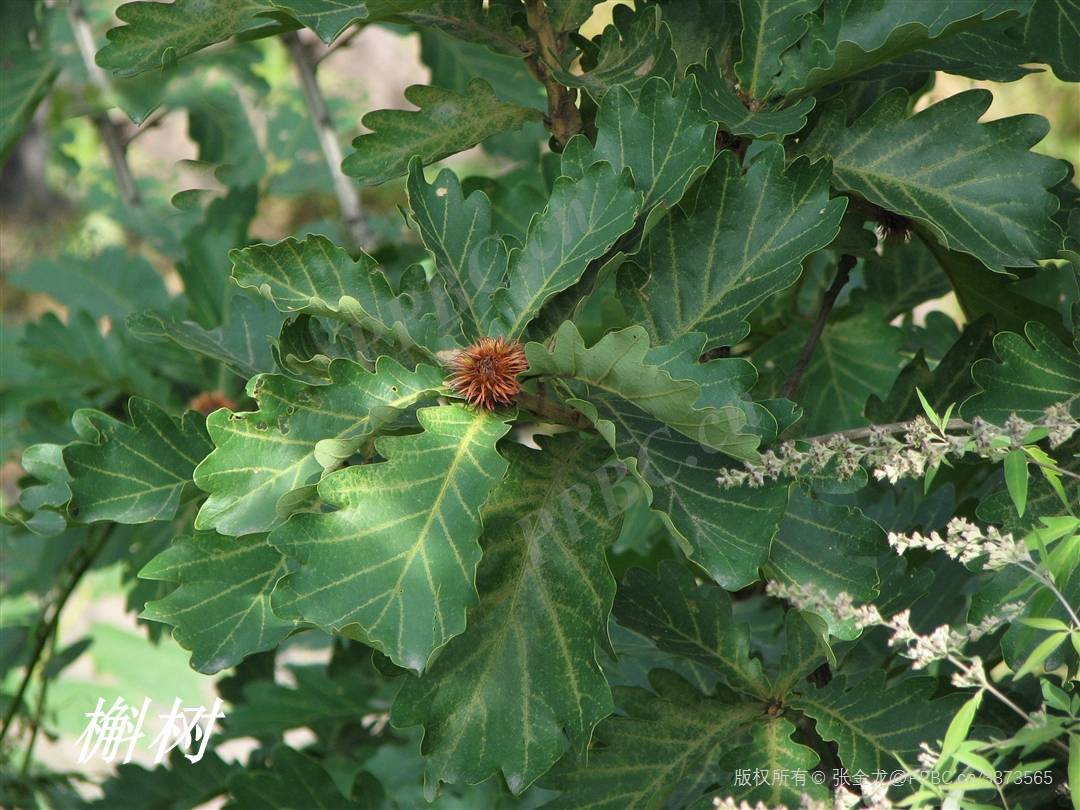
xmin=447 ymin=336 xmax=529 ymax=410
xmin=189 ymin=391 xmax=237 ymax=415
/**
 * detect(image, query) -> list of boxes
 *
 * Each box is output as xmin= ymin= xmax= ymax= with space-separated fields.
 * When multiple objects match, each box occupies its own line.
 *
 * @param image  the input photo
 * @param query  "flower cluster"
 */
xmin=765 ymin=580 xmax=883 ymax=630
xmin=887 ymin=518 xmax=1032 ymax=570
xmin=716 ymin=404 xmax=1077 ymax=490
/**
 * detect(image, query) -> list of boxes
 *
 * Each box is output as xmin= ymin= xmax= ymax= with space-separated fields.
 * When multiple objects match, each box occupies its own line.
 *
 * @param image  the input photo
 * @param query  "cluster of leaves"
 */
xmin=2 ymin=0 xmax=1079 ymax=808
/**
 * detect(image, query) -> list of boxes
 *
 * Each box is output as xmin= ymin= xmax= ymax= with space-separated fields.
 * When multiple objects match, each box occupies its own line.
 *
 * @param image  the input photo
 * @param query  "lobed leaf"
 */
xmin=64 ymin=398 xmax=212 ymax=525
xmin=230 ymin=234 xmax=456 ymax=358
xmin=139 ymin=532 xmax=296 ymax=674
xmin=193 ymin=357 xmax=445 ymax=536
xmin=614 ymin=560 xmax=769 ymax=698
xmin=341 ymin=79 xmax=542 ymax=185
xmin=392 ymin=435 xmax=620 ymax=795
xmin=734 ymin=0 xmax=822 ymax=99
xmin=797 ymin=88 xmax=1067 ymax=272
xmin=962 ymin=321 xmax=1080 ymax=421
xmin=619 ymin=143 xmax=845 ymax=349
xmin=95 ymin=0 xmax=286 ymax=77
xmin=487 ymin=161 xmax=641 ymax=339
xmin=268 ymin=405 xmax=513 ymax=673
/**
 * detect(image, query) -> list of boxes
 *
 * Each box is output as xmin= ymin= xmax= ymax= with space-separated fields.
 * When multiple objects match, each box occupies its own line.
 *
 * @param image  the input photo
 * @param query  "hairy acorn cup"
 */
xmin=447 ymin=337 xmax=529 ymax=410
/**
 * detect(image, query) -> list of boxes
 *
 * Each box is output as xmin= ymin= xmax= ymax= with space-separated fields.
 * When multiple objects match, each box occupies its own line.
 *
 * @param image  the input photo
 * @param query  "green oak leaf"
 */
xmin=14 ymin=247 xmax=172 ymax=324
xmin=776 ymin=0 xmax=1031 ymax=92
xmin=848 ymin=232 xmax=951 ymax=321
xmin=224 ymin=744 xmax=363 ymax=809
xmin=792 ymin=673 xmax=964 ymax=773
xmin=0 ymin=24 xmax=58 ymax=162
xmin=487 ymin=161 xmax=641 ymax=338
xmin=591 ymin=403 xmax=785 ymax=588
xmin=796 ymin=88 xmax=1068 ymax=272
xmin=765 ymin=487 xmax=887 ymax=640
xmin=554 ymin=5 xmax=677 ymax=101
xmin=614 ymin=560 xmax=768 ymax=698
xmin=64 ymin=398 xmax=212 ymax=525
xmin=692 ymin=49 xmax=815 ymax=139
xmin=138 ymin=532 xmax=296 ymax=674
xmin=223 ymin=666 xmax=374 ymax=738
xmin=716 ymin=717 xmax=826 ymax=806
xmin=341 ymin=79 xmax=542 ymax=185
xmin=193 ymin=357 xmax=444 ymax=536
xmin=525 ymin=322 xmax=748 ymax=453
xmin=753 ymin=309 xmax=904 ymax=435
xmin=866 ymin=315 xmax=996 ymax=423
xmin=230 ymin=234 xmax=456 ymax=358
xmin=128 ymin=293 xmax=283 ymax=379
xmin=922 ymin=234 xmax=1074 ymax=341
xmin=541 ymin=670 xmax=759 ymax=809
xmin=12 ymin=443 xmax=71 ymax=537
xmin=95 ymin=0 xmax=286 ymax=78
xmin=961 ymin=321 xmax=1080 ymax=421
xmin=770 ymin=610 xmax=828 ymax=697
xmin=1015 ymin=0 xmax=1080 ymax=80
xmin=269 ymin=405 xmax=512 ymax=673
xmin=268 ymin=0 xmax=430 ymax=43
xmin=547 ymin=0 xmax=597 ymax=33
xmin=560 ymin=75 xmax=717 ymax=214
xmin=619 ymin=143 xmax=845 ymax=349
xmin=406 ymin=160 xmax=507 ymax=340
xmin=392 ymin=435 xmax=620 ymax=795
xmin=92 ymin=750 xmax=236 ymax=810
xmin=734 ymin=0 xmax=821 ymax=99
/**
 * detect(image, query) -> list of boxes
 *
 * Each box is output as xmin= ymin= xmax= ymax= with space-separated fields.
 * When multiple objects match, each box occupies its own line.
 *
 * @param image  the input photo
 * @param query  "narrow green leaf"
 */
xmin=1018 ymin=616 xmax=1070 ymax=631
xmin=796 ymin=89 xmax=1067 ymax=272
xmin=940 ymin=690 xmax=983 ymax=765
xmin=916 ymin=387 xmax=942 ymax=429
xmin=487 ymin=161 xmax=641 ymax=338
xmin=341 ymin=79 xmax=542 ymax=185
xmin=139 ymin=532 xmax=296 ymax=674
xmin=1004 ymin=449 xmax=1031 ymax=517
xmin=392 ymin=435 xmax=619 ymax=795
xmin=1013 ymin=631 xmax=1068 ymax=679
xmin=193 ymin=357 xmax=444 ymax=535
xmin=64 ymin=398 xmax=212 ymax=525
xmin=269 ymin=405 xmax=513 ymax=673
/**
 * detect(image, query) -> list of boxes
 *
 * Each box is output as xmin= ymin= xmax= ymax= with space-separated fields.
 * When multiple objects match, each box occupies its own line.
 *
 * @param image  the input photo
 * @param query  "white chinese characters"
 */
xmin=76 ymin=697 xmax=224 ymax=765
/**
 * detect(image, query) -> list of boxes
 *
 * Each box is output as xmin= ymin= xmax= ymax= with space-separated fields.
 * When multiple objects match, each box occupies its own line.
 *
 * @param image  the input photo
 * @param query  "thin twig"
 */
xmin=516 ymin=391 xmax=593 ymax=430
xmin=0 ymin=524 xmax=114 ymax=746
xmin=780 ymin=254 xmax=856 ymax=399
xmin=283 ymin=30 xmax=367 ymax=251
xmin=19 ymin=629 xmax=55 ymax=776
xmin=523 ymin=0 xmax=582 ymax=149
xmin=67 ymin=0 xmax=141 ymax=207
